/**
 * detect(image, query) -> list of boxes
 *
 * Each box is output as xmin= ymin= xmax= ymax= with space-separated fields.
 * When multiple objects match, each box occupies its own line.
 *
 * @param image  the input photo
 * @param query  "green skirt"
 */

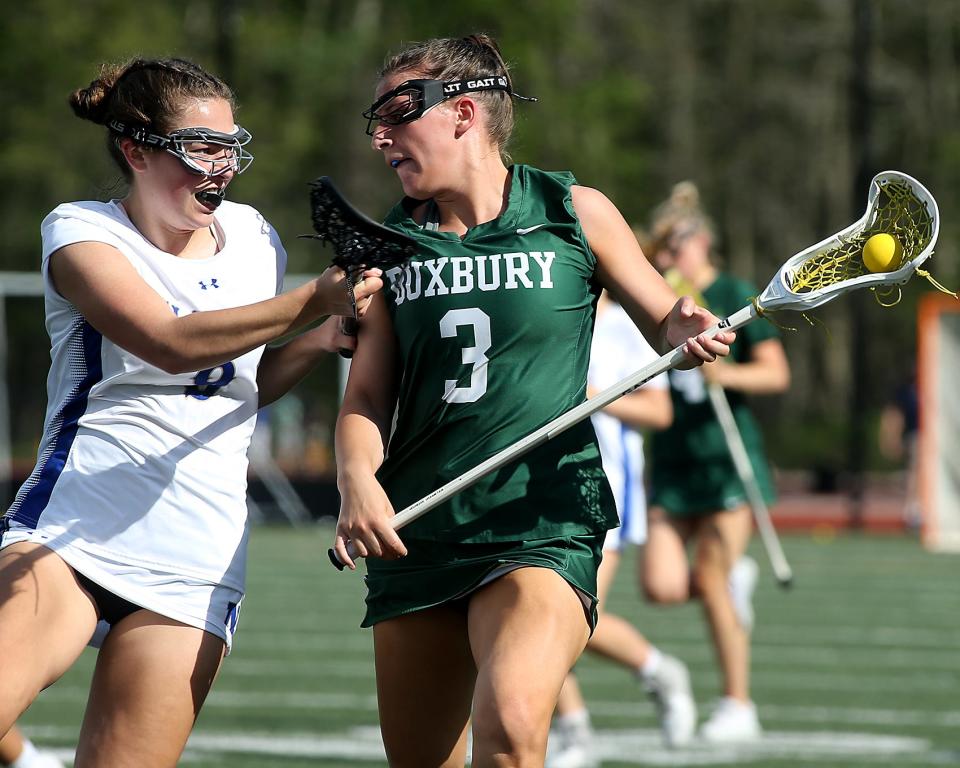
xmin=362 ymin=533 xmax=605 ymax=629
xmin=650 ymin=452 xmax=776 ymax=519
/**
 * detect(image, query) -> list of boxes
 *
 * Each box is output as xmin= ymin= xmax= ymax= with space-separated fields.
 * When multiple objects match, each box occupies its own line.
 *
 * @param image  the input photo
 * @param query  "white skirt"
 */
xmin=1 ymin=523 xmax=243 ymax=652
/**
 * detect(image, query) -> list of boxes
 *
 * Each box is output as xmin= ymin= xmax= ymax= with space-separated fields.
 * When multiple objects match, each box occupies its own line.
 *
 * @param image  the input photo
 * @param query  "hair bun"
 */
xmin=69 ymin=63 xmax=125 ymax=125
xmin=668 ymin=180 xmax=700 ymax=211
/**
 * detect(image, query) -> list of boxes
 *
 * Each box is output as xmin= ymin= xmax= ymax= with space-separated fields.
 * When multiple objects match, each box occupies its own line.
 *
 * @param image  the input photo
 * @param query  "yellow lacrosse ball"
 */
xmin=861 ymin=233 xmax=902 ymax=273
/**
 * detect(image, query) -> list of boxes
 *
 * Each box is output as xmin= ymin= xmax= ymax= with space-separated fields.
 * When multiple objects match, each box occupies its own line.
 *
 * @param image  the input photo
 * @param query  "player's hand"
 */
xmin=314 ymin=315 xmax=358 ymax=356
xmin=665 ymin=296 xmax=735 ymax=368
xmin=334 ymin=473 xmax=407 ymax=569
xmin=312 ymin=267 xmax=384 ymax=318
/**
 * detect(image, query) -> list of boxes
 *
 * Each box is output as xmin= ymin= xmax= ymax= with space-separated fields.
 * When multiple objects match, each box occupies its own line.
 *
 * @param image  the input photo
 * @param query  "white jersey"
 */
xmin=3 ymin=199 xmax=286 ymax=593
xmin=589 ymin=302 xmax=667 ymax=549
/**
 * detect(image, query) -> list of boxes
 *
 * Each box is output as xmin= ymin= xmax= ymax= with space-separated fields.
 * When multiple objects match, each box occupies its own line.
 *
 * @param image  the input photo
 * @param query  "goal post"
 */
xmin=917 ymin=292 xmax=960 ymax=552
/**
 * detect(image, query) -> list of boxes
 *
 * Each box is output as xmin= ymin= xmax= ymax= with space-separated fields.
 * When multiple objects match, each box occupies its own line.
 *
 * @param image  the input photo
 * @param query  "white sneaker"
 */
xmin=546 ymin=741 xmax=598 ymax=768
xmin=699 ymin=697 xmax=762 ymax=743
xmin=546 ymin=726 xmax=598 ymax=768
xmin=17 ymin=750 xmax=66 ymax=768
xmin=642 ymin=653 xmax=697 ymax=748
xmin=729 ymin=556 xmax=758 ymax=632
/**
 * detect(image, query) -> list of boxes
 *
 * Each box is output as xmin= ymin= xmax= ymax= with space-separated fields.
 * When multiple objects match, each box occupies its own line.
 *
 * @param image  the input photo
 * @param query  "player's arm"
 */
xmin=591 ymin=385 xmax=673 ymax=431
xmin=333 ymin=293 xmax=407 ymax=568
xmin=701 ymin=337 xmax=790 ymax=394
xmin=256 ymin=316 xmax=359 ymax=408
xmin=571 ymin=185 xmax=734 ymax=361
xmin=48 ymin=240 xmax=382 ymax=374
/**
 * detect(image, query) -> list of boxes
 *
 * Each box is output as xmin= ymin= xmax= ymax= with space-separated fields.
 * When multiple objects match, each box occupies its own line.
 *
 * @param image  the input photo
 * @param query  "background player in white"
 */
xmin=548 ymin=284 xmax=696 ymax=768
xmin=0 ymin=57 xmax=381 ymax=767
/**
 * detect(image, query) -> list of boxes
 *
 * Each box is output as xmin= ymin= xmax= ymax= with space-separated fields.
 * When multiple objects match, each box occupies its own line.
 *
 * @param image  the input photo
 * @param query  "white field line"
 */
xmin=216 ymin=657 xmax=958 ymax=696
xmin=34 ymin=685 xmax=960 ymax=730
xmin=563 ymin=666 xmax=959 ymax=694
xmin=23 ymin=724 xmax=947 ymax=766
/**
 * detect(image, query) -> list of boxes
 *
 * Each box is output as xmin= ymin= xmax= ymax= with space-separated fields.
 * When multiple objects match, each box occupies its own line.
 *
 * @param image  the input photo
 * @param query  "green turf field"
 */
xmin=17 ymin=525 xmax=960 ymax=766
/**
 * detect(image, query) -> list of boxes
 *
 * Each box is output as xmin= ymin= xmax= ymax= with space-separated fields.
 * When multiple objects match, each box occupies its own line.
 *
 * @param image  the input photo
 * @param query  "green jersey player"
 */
xmin=335 ymin=34 xmax=735 ymax=768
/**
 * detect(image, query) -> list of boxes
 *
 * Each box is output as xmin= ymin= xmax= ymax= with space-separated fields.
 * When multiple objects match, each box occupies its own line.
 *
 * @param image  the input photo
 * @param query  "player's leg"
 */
xmin=690 ymin=505 xmax=752 ymax=699
xmin=0 ymin=727 xmax=26 ymax=765
xmin=74 ymin=611 xmax=226 ymax=767
xmin=469 ymin=567 xmax=590 ymax=768
xmin=548 ymin=546 xmax=629 ymax=767
xmin=0 ymin=543 xmax=99 ymax=735
xmin=690 ymin=504 xmax=761 ymax=741
xmin=0 ymin=726 xmax=65 ymax=768
xmin=373 ymin=604 xmax=476 ymax=768
xmin=640 ymin=508 xmax=695 ymax=603
xmin=550 ymin=674 xmax=596 ymax=768
xmin=583 ymin=549 xmax=651 ymax=664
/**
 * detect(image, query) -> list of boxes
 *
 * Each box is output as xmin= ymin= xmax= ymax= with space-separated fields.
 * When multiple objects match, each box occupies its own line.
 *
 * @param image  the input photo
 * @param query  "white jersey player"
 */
xmin=0 ymin=56 xmax=383 ymax=768
xmin=4 ymin=198 xmax=285 ymax=643
xmin=589 ymin=299 xmax=668 ymax=550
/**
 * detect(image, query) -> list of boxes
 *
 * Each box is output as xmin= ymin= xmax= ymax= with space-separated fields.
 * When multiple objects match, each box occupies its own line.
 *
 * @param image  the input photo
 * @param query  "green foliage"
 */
xmin=2 ymin=0 xmax=959 ymax=474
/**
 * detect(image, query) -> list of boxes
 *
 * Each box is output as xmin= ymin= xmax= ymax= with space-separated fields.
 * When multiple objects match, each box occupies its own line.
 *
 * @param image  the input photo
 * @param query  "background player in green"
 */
xmin=335 ymin=34 xmax=735 ymax=767
xmin=643 ymin=182 xmax=791 ymax=743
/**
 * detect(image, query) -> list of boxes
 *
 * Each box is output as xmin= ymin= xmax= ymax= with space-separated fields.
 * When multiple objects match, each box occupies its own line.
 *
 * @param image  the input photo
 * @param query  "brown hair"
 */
xmin=69 ymin=57 xmax=236 ymax=179
xmin=378 ymin=34 xmax=517 ymax=161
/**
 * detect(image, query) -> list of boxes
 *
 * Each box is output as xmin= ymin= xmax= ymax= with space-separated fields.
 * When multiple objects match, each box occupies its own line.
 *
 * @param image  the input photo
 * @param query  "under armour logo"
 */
xmin=199 ymin=278 xmax=220 ymax=290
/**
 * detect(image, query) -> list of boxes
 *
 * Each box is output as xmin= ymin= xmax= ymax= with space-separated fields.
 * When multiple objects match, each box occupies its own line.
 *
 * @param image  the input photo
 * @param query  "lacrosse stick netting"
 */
xmin=302 ymin=176 xmax=418 ymax=356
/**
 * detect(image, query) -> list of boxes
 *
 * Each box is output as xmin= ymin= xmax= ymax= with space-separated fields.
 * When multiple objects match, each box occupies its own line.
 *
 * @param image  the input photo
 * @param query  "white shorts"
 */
xmin=1 ymin=524 xmax=243 ymax=653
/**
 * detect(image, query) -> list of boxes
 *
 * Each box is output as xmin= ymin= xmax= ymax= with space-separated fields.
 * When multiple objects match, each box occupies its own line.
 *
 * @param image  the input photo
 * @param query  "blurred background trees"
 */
xmin=1 ymin=0 xmax=956 ymax=492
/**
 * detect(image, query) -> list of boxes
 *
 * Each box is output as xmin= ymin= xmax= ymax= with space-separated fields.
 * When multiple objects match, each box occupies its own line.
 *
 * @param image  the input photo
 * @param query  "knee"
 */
xmin=642 ymin=575 xmax=688 ymax=604
xmin=690 ymin=563 xmax=727 ymax=601
xmin=472 ymin=695 xmax=547 ymax=765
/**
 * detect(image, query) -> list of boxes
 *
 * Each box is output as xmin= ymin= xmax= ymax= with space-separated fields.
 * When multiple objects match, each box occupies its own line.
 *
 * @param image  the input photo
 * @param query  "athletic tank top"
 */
xmin=377 ymin=165 xmax=617 ymax=543
xmin=4 ymin=199 xmax=285 ymax=589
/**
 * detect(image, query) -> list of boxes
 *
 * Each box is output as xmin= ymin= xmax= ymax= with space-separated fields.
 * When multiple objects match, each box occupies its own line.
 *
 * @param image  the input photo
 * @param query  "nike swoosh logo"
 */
xmin=516 ymin=224 xmax=546 ymax=235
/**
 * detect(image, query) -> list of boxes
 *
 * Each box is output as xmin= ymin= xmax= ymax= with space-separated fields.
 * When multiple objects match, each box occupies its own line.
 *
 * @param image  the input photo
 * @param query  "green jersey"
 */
xmin=650 ymin=272 xmax=778 ymax=515
xmin=376 ymin=165 xmax=617 ymax=543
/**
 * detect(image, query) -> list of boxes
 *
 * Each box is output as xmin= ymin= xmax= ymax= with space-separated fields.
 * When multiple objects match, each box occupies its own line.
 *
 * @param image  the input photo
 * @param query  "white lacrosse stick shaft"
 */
xmin=706 ymin=383 xmax=793 ymax=587
xmin=332 ymin=304 xmax=758 ymax=566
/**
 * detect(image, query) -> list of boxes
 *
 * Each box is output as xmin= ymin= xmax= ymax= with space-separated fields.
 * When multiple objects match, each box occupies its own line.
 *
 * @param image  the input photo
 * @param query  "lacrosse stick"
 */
xmin=302 ymin=177 xmax=418 ymax=358
xmin=330 ymin=170 xmax=940 ymax=569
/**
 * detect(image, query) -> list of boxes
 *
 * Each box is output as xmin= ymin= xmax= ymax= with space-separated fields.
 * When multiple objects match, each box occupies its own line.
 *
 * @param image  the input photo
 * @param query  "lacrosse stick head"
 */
xmin=757 ymin=171 xmax=940 ymax=313
xmin=302 ymin=176 xmax=419 ymax=272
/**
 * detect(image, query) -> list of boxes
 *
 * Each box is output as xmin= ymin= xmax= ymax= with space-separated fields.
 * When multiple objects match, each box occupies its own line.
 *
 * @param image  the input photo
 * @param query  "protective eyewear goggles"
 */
xmin=109 ymin=120 xmax=255 ymax=177
xmin=362 ymin=75 xmax=536 ymax=136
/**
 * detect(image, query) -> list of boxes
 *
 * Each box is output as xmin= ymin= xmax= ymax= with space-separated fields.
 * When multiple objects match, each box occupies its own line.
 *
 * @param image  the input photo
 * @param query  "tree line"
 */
xmin=1 ymin=0 xmax=956 ymax=481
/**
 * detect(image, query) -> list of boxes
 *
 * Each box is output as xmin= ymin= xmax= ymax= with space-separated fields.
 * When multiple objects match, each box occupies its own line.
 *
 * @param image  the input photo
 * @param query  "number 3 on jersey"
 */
xmin=440 ymin=308 xmax=491 ymax=403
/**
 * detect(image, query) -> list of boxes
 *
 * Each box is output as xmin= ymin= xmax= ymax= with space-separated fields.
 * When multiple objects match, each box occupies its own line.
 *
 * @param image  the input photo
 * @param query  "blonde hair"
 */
xmin=650 ymin=180 xmax=716 ymax=252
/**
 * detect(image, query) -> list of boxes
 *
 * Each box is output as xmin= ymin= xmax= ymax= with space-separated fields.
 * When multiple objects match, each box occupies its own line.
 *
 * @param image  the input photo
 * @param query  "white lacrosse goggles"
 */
xmin=108 ymin=119 xmax=254 ymax=178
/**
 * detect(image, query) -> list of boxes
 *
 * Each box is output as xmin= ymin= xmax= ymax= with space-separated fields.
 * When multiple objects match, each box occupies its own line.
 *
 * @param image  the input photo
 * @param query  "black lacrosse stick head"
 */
xmin=303 ymin=176 xmax=418 ymax=272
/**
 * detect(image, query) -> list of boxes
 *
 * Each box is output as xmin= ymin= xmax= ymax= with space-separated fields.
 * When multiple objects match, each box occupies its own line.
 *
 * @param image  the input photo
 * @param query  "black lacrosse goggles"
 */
xmin=108 ymin=119 xmax=255 ymax=178
xmin=362 ymin=75 xmax=536 ymax=135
